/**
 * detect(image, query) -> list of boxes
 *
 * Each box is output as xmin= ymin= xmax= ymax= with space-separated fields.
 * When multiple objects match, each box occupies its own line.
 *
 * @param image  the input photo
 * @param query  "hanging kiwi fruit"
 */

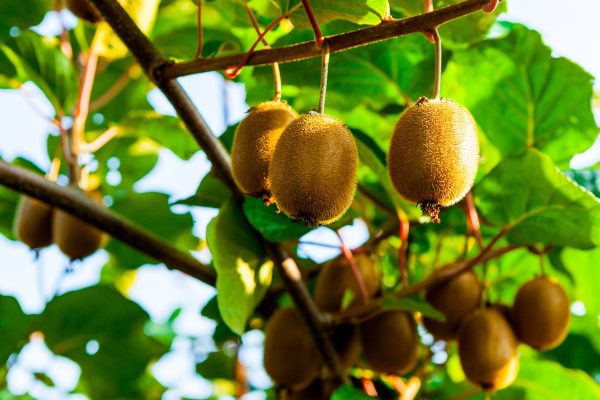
xmin=263 ymin=307 xmax=321 ymax=389
xmin=423 ymin=270 xmax=482 ymax=341
xmin=314 ymin=254 xmax=379 ymax=314
xmin=458 ymin=308 xmax=519 ymax=392
xmin=52 ymin=189 xmax=105 ymax=260
xmin=66 ymin=0 xmax=103 ymax=23
xmin=231 ymin=100 xmax=297 ymax=201
xmin=359 ymin=310 xmax=418 ymax=375
xmin=13 ymin=196 xmax=53 ymax=250
xmin=388 ymin=29 xmax=479 ymax=222
xmin=512 ymin=276 xmax=570 ymax=351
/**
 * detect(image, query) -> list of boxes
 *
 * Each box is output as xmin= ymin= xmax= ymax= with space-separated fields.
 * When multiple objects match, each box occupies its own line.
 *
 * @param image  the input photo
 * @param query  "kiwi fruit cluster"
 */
xmin=232 ymin=101 xmax=359 ymax=225
xmin=421 ymin=273 xmax=570 ymax=391
xmin=66 ymin=0 xmax=103 ymax=23
xmin=13 ymin=189 xmax=105 ymax=260
xmin=388 ymin=97 xmax=479 ymax=222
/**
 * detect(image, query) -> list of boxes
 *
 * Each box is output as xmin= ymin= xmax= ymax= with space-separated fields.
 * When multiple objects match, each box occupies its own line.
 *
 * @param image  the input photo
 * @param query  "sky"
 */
xmin=0 ymin=1 xmax=599 ymax=399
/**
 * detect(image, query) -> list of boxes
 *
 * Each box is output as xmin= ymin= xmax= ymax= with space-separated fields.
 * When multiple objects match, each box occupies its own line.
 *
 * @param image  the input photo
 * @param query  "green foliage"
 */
xmin=0 ymin=0 xmax=599 ymax=399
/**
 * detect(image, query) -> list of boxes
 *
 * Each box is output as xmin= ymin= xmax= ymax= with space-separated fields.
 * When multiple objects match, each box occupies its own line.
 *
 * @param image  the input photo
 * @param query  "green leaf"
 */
xmin=476 ymin=150 xmax=600 ymax=249
xmin=115 ymin=112 xmax=199 ymax=160
xmin=0 ymin=31 xmax=77 ymax=112
xmin=242 ymin=197 xmax=311 ymax=242
xmin=287 ymin=0 xmax=388 ymax=28
xmin=0 ymin=0 xmax=52 ymax=42
xmin=331 ymin=384 xmax=372 ymax=400
xmin=196 ymin=351 xmax=235 ymax=380
xmin=513 ymin=359 xmax=600 ymax=400
xmin=105 ymin=192 xmax=198 ymax=269
xmin=0 ymin=295 xmax=31 ymax=365
xmin=380 ymin=295 xmax=445 ymax=321
xmin=173 ymin=173 xmax=231 ymax=208
xmin=207 ymin=199 xmax=272 ymax=334
xmin=39 ymin=286 xmax=168 ymax=398
xmin=444 ymin=25 xmax=598 ymax=168
xmin=200 ymin=295 xmax=239 ymax=346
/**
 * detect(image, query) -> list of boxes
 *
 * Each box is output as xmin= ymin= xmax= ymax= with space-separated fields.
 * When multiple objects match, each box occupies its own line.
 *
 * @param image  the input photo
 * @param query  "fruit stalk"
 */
xmin=301 ymin=0 xmax=325 ymax=45
xmin=431 ymin=28 xmax=442 ymax=100
xmin=318 ymin=41 xmax=330 ymax=114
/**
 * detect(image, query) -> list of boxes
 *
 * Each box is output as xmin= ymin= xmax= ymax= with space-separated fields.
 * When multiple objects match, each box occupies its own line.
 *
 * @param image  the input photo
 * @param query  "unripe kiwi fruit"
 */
xmin=423 ymin=270 xmax=482 ymax=341
xmin=314 ymin=254 xmax=379 ymax=314
xmin=263 ymin=307 xmax=321 ymax=389
xmin=512 ymin=276 xmax=570 ymax=351
xmin=13 ymin=196 xmax=53 ymax=249
xmin=458 ymin=308 xmax=519 ymax=391
xmin=388 ymin=97 xmax=479 ymax=222
xmin=66 ymin=0 xmax=102 ymax=23
xmin=269 ymin=112 xmax=358 ymax=225
xmin=359 ymin=310 xmax=418 ymax=375
xmin=52 ymin=190 xmax=105 ymax=260
xmin=231 ymin=101 xmax=298 ymax=200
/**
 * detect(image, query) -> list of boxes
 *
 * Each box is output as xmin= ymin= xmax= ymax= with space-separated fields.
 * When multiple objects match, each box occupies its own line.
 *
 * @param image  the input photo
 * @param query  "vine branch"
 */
xmin=0 ymin=161 xmax=216 ymax=285
xmin=162 ymin=0 xmax=496 ymax=79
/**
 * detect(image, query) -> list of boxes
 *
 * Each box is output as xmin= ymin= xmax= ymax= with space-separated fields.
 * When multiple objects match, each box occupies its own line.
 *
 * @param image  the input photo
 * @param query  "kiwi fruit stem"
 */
xmin=337 ymin=232 xmax=369 ymax=302
xmin=318 ymin=42 xmax=330 ymax=114
xmin=431 ymin=28 xmax=442 ymax=100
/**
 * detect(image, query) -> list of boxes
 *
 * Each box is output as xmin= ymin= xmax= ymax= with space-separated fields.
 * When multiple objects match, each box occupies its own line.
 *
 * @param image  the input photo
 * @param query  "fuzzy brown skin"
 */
xmin=270 ymin=112 xmax=358 ymax=225
xmin=66 ymin=0 xmax=102 ymax=23
xmin=423 ymin=270 xmax=482 ymax=341
xmin=388 ymin=97 xmax=479 ymax=213
xmin=231 ymin=101 xmax=298 ymax=199
xmin=458 ymin=309 xmax=519 ymax=391
xmin=52 ymin=190 xmax=105 ymax=260
xmin=331 ymin=323 xmax=360 ymax=372
xmin=512 ymin=277 xmax=570 ymax=351
xmin=263 ymin=308 xmax=321 ymax=389
xmin=14 ymin=196 xmax=53 ymax=249
xmin=314 ymin=254 xmax=379 ymax=314
xmin=359 ymin=310 xmax=418 ymax=375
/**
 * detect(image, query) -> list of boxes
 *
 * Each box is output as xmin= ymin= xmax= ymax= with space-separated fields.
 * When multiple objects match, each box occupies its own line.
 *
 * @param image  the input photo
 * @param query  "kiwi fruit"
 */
xmin=423 ymin=270 xmax=482 ymax=341
xmin=359 ymin=310 xmax=418 ymax=375
xmin=263 ymin=307 xmax=321 ymax=389
xmin=314 ymin=254 xmax=379 ymax=314
xmin=331 ymin=323 xmax=360 ymax=371
xmin=52 ymin=190 xmax=105 ymax=260
xmin=285 ymin=379 xmax=336 ymax=400
xmin=387 ymin=97 xmax=479 ymax=222
xmin=231 ymin=101 xmax=298 ymax=200
xmin=269 ymin=112 xmax=358 ymax=226
xmin=66 ymin=0 xmax=102 ymax=23
xmin=13 ymin=196 xmax=53 ymax=249
xmin=512 ymin=276 xmax=570 ymax=351
xmin=458 ymin=308 xmax=519 ymax=391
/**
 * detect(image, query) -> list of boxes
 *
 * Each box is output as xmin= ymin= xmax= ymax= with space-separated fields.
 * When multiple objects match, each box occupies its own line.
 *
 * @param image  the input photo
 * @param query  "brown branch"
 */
xmin=0 ymin=161 xmax=216 ymax=285
xmin=88 ymin=0 xmax=346 ymax=384
xmin=162 ymin=0 xmax=494 ymax=79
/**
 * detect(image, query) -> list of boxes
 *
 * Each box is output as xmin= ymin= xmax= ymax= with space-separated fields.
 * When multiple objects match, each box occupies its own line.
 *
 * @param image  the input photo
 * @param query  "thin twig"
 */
xmin=194 ymin=0 xmax=203 ymax=59
xmin=301 ymin=0 xmax=325 ymax=45
xmin=90 ymin=64 xmax=140 ymax=111
xmin=398 ymin=212 xmax=410 ymax=288
xmin=78 ymin=127 xmax=120 ymax=153
xmin=243 ymin=3 xmax=282 ymax=101
xmin=337 ymin=230 xmax=369 ymax=302
xmin=163 ymin=0 xmax=496 ymax=79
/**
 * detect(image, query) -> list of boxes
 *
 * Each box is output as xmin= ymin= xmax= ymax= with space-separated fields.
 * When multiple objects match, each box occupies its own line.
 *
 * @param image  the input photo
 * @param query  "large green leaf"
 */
xmin=476 ymin=150 xmax=600 ymax=249
xmin=115 ymin=112 xmax=200 ymax=160
xmin=444 ymin=25 xmax=598 ymax=168
xmin=331 ymin=384 xmax=372 ymax=400
xmin=105 ymin=192 xmax=198 ymax=269
xmin=242 ymin=197 xmax=311 ymax=242
xmin=513 ymin=359 xmax=600 ymax=400
xmin=0 ymin=0 xmax=52 ymax=42
xmin=39 ymin=286 xmax=168 ymax=399
xmin=175 ymin=173 xmax=231 ymax=209
xmin=0 ymin=31 xmax=77 ymax=113
xmin=285 ymin=0 xmax=388 ymax=28
xmin=207 ymin=199 xmax=272 ymax=334
xmin=0 ymin=295 xmax=31 ymax=365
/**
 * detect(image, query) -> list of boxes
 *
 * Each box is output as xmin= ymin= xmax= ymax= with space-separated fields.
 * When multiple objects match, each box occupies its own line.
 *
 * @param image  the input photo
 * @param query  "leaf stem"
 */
xmin=90 ymin=63 xmax=140 ymax=111
xmin=337 ymin=230 xmax=369 ymax=302
xmin=301 ymin=0 xmax=325 ymax=46
xmin=194 ymin=0 xmax=203 ymax=59
xmin=398 ymin=211 xmax=410 ymax=288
